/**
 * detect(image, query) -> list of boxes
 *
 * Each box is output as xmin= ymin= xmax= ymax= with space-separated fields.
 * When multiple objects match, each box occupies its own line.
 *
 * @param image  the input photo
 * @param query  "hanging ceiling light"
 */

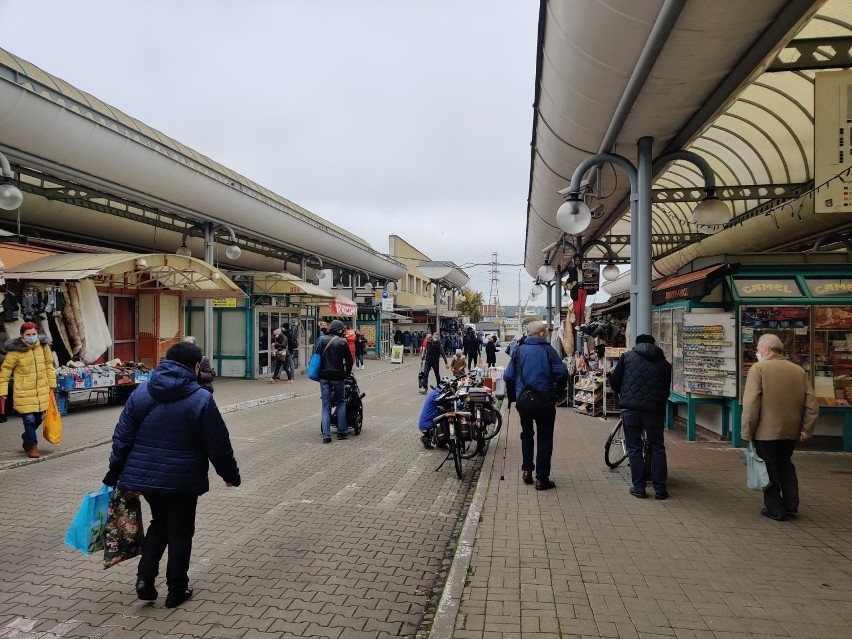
xmin=691 ymin=190 xmax=730 ymax=233
xmin=225 ymin=243 xmax=242 ymax=260
xmin=538 ymin=264 xmax=556 ymax=282
xmin=602 ymin=262 xmax=620 ymax=281
xmin=556 ymin=194 xmax=592 ymax=235
xmin=0 ymin=179 xmax=23 ymax=211
xmin=531 ymin=283 xmax=543 ymax=297
xmin=175 ymin=243 xmax=192 ymax=257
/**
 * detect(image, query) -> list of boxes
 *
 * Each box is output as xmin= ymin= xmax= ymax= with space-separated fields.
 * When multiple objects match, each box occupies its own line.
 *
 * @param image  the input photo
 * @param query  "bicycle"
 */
xmin=431 ymin=410 xmax=473 ymax=479
xmin=604 ymin=416 xmax=649 ymax=474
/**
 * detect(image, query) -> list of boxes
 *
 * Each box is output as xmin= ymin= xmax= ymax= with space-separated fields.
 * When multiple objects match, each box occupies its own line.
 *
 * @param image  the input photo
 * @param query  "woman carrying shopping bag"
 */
xmin=0 ymin=322 xmax=57 ymax=458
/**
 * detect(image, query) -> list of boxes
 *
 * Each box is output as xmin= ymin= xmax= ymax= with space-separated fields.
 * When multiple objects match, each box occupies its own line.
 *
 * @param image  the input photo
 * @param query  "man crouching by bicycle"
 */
xmin=417 ymin=387 xmax=445 ymax=449
xmin=609 ymin=334 xmax=672 ymax=500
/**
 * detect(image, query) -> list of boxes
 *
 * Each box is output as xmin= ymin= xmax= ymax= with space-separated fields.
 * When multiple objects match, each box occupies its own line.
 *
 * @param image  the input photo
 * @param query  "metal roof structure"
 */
xmin=526 ymin=0 xmax=852 ymax=283
xmin=0 ymin=48 xmax=406 ymax=282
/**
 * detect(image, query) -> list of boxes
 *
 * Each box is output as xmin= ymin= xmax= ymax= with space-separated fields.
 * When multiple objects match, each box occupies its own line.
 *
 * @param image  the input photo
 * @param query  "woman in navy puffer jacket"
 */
xmin=103 ymin=342 xmax=240 ymax=609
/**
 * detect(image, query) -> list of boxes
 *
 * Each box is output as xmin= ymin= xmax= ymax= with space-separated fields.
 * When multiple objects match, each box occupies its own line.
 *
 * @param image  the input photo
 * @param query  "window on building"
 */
xmin=408 ymin=274 xmax=414 ymax=292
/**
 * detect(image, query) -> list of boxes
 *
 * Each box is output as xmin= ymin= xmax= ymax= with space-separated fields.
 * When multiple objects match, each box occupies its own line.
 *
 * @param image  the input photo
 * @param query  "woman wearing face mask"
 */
xmin=0 ymin=322 xmax=57 ymax=458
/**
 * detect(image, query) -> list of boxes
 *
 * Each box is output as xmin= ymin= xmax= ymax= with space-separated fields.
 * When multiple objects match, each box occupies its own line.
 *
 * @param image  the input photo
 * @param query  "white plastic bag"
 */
xmin=745 ymin=442 xmax=770 ymax=491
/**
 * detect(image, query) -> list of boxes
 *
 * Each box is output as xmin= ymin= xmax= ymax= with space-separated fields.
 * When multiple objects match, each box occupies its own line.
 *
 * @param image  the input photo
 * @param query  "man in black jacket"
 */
xmin=317 ymin=320 xmax=353 ymax=442
xmin=609 ymin=334 xmax=672 ymax=500
xmin=420 ymin=331 xmax=449 ymax=394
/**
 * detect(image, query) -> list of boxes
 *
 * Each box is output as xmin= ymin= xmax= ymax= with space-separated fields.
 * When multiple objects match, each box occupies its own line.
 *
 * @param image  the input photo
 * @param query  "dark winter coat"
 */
xmin=317 ymin=334 xmax=353 ymax=381
xmin=106 ymin=359 xmax=241 ymax=495
xmin=503 ymin=336 xmax=567 ymax=402
xmin=463 ymin=334 xmax=479 ymax=357
xmin=198 ymin=355 xmax=216 ymax=393
xmin=355 ymin=333 xmax=368 ymax=356
xmin=485 ymin=340 xmax=497 ymax=364
xmin=609 ymin=343 xmax=672 ymax=412
xmin=423 ymin=339 xmax=447 ymax=365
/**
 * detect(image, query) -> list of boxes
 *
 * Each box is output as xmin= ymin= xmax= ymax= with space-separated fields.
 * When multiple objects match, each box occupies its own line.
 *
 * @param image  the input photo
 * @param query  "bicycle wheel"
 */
xmin=604 ymin=418 xmax=628 ymax=468
xmin=459 ymin=436 xmax=480 ymax=460
xmin=450 ymin=440 xmax=464 ymax=479
xmin=482 ymin=410 xmax=502 ymax=440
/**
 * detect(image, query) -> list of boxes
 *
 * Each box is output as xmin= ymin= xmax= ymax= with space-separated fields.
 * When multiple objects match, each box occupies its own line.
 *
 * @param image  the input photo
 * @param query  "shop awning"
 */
xmin=4 ymin=252 xmax=246 ymax=299
xmin=237 ymin=271 xmax=335 ymax=300
xmin=652 ymin=263 xmax=738 ymax=305
xmin=330 ymin=295 xmax=357 ymax=316
xmin=381 ymin=311 xmax=413 ymax=323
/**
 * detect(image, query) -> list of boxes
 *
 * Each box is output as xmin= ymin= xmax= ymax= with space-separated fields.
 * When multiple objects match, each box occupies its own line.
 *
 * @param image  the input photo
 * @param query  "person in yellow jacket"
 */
xmin=0 ymin=321 xmax=57 ymax=458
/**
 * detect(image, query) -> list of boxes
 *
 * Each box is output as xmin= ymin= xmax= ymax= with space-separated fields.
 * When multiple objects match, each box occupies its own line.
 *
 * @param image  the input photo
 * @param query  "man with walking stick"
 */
xmin=503 ymin=321 xmax=568 ymax=490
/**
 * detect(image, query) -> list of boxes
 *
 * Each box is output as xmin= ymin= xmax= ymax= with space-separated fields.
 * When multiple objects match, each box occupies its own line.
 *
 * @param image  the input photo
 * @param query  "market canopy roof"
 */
xmin=236 ymin=271 xmax=335 ymax=300
xmin=4 ymin=252 xmax=245 ymax=299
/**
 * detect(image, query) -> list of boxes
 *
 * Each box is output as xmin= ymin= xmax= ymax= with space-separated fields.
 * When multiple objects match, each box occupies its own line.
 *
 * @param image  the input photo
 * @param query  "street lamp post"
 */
xmin=557 ymin=137 xmax=728 ymax=343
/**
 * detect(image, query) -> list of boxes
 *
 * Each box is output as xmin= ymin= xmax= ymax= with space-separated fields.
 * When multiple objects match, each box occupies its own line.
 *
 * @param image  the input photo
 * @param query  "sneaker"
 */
xmin=421 ymin=433 xmax=434 ymax=449
xmin=654 ymin=490 xmax=669 ymax=500
xmin=164 ymin=587 xmax=193 ymax=608
xmin=522 ymin=470 xmax=534 ymax=485
xmin=629 ymin=487 xmax=647 ymax=499
xmin=535 ymin=478 xmax=556 ymax=491
xmin=135 ymin=579 xmax=157 ymax=601
xmin=322 ymin=437 xmax=332 ymax=444
xmin=336 ymin=432 xmax=348 ymax=440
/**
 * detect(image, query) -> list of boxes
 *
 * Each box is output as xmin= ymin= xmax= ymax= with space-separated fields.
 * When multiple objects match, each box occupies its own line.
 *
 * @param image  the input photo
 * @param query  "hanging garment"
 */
xmin=2 ymin=291 xmax=19 ymax=322
xmin=62 ymin=283 xmax=85 ymax=358
xmin=77 ymin=279 xmax=112 ymax=363
xmin=48 ymin=314 xmax=73 ymax=365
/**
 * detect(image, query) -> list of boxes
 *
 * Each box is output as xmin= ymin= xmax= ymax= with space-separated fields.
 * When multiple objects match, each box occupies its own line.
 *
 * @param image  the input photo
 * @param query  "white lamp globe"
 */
xmin=692 ymin=196 xmax=730 ymax=233
xmin=531 ymin=283 xmax=543 ymax=297
xmin=225 ymin=244 xmax=242 ymax=260
xmin=556 ymin=199 xmax=592 ymax=235
xmin=538 ymin=264 xmax=556 ymax=282
xmin=602 ymin=262 xmax=620 ymax=281
xmin=175 ymin=244 xmax=192 ymax=257
xmin=0 ymin=182 xmax=23 ymax=210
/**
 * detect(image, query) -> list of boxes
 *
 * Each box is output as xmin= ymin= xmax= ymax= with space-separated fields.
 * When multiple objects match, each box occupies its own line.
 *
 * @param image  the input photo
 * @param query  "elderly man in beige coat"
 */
xmin=741 ymin=333 xmax=818 ymax=521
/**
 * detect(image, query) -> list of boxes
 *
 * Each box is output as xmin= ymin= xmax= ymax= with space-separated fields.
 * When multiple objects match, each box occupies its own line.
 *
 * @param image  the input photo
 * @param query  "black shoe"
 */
xmin=522 ymin=470 xmax=533 ymax=485
xmin=654 ymin=490 xmax=669 ymax=500
xmin=164 ymin=587 xmax=193 ymax=608
xmin=535 ymin=478 xmax=556 ymax=491
xmin=322 ymin=437 xmax=332 ymax=444
xmin=629 ymin=487 xmax=648 ymax=499
xmin=785 ymin=508 xmax=798 ymax=517
xmin=135 ymin=579 xmax=157 ymax=601
xmin=421 ymin=434 xmax=434 ymax=450
xmin=760 ymin=507 xmax=786 ymax=521
xmin=336 ymin=432 xmax=348 ymax=440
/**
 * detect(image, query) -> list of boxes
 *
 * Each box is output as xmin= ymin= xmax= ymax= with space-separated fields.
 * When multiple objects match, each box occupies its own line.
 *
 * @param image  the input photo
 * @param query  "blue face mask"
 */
xmin=23 ymin=335 xmax=39 ymax=345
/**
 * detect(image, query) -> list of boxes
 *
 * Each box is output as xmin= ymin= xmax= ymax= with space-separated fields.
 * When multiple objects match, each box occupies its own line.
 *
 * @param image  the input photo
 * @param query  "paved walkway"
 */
xmin=437 ymin=403 xmax=852 ymax=638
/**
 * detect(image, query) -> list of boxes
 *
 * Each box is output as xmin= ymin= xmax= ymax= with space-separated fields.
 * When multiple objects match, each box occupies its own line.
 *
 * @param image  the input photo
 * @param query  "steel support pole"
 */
xmin=635 ymin=136 xmax=654 ymax=338
xmin=203 ymin=222 xmax=215 ymax=358
xmin=545 ymin=282 xmax=554 ymax=338
xmin=434 ymin=282 xmax=440 ymax=334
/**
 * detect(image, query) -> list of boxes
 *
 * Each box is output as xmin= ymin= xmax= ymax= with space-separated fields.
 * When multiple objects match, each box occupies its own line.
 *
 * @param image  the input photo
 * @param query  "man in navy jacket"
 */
xmin=503 ymin=321 xmax=568 ymax=490
xmin=103 ymin=342 xmax=241 ymax=608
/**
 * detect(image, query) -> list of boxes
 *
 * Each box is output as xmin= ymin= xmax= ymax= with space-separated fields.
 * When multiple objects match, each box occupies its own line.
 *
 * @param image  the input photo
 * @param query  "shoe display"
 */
xmin=164 ymin=587 xmax=193 ymax=608
xmin=760 ymin=507 xmax=786 ymax=521
xmin=135 ymin=579 xmax=157 ymax=601
xmin=522 ymin=470 xmax=533 ymax=485
xmin=629 ymin=487 xmax=647 ymax=499
xmin=535 ymin=478 xmax=556 ymax=491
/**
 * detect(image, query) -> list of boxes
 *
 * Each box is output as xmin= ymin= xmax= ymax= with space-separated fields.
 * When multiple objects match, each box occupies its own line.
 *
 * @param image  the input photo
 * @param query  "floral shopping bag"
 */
xmin=103 ymin=489 xmax=145 ymax=569
xmin=65 ymin=485 xmax=112 ymax=554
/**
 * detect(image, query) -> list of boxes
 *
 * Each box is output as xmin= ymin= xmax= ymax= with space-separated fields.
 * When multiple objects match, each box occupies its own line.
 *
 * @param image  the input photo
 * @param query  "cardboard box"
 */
xmin=91 ymin=371 xmax=116 ymax=388
xmin=134 ymin=371 xmax=151 ymax=383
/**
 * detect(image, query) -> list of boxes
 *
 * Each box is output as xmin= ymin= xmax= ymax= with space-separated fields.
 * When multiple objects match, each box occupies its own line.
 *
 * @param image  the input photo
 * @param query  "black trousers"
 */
xmin=754 ymin=439 xmax=798 ymax=516
xmin=138 ymin=493 xmax=198 ymax=592
xmin=423 ymin=360 xmax=441 ymax=389
xmin=517 ymin=402 xmax=556 ymax=479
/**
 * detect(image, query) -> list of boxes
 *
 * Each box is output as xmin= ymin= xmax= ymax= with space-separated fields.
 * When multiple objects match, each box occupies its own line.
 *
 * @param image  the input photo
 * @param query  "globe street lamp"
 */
xmin=0 ymin=152 xmax=24 ymax=211
xmin=557 ymin=137 xmax=729 ymax=342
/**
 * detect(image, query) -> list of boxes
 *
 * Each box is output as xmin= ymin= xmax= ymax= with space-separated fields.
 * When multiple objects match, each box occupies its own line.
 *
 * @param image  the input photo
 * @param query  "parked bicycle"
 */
xmin=604 ymin=415 xmax=649 ymax=474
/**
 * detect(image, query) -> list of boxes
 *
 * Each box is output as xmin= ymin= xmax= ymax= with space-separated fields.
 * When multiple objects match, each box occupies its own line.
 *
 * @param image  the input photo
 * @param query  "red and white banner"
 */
xmin=330 ymin=300 xmax=357 ymax=316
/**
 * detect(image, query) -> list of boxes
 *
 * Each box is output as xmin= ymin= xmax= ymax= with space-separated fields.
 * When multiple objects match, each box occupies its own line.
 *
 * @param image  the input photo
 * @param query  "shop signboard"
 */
xmin=581 ymin=262 xmax=600 ymax=294
xmin=391 ymin=345 xmax=404 ymax=363
xmin=382 ymin=297 xmax=394 ymax=312
xmin=212 ymin=298 xmax=237 ymax=308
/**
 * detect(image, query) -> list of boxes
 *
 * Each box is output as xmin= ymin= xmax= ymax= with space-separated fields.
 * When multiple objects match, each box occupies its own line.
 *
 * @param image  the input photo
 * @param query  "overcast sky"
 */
xmin=1 ymin=0 xmax=561 ymax=308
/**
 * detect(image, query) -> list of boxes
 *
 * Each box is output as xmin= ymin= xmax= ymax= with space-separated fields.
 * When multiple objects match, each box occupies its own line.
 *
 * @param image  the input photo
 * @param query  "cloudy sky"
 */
xmin=1 ymin=0 xmax=554 ymax=307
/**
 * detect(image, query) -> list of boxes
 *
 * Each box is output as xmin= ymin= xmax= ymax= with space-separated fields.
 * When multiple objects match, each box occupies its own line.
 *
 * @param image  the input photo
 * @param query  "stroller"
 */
xmin=320 ymin=374 xmax=366 ymax=436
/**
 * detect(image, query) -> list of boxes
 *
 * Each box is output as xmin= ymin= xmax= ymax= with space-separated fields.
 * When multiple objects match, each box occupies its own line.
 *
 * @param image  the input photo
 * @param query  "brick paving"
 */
xmin=443 ymin=403 xmax=852 ymax=638
xmin=0 ymin=356 xmax=482 ymax=638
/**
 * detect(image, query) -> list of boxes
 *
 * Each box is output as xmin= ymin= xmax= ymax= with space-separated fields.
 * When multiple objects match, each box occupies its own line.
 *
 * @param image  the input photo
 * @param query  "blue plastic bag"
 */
xmin=307 ymin=352 xmax=321 ymax=381
xmin=65 ymin=485 xmax=113 ymax=554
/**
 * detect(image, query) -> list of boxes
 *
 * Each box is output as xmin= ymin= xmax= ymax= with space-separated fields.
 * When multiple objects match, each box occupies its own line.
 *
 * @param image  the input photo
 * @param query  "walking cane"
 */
xmin=500 ymin=404 xmax=511 ymax=480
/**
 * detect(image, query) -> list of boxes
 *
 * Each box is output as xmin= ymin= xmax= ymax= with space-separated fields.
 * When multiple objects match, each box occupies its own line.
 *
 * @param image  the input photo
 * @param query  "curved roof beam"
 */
xmin=723 ymin=112 xmax=791 ymax=182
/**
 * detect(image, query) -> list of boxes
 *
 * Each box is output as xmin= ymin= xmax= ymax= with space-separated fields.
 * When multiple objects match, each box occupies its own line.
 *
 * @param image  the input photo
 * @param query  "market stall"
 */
xmin=2 ymin=252 xmax=244 ymax=412
xmin=651 ymin=258 xmax=852 ymax=450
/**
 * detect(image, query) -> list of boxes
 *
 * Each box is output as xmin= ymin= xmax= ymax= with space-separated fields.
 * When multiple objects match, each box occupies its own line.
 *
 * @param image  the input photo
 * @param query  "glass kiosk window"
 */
xmin=739 ymin=306 xmax=811 ymax=397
